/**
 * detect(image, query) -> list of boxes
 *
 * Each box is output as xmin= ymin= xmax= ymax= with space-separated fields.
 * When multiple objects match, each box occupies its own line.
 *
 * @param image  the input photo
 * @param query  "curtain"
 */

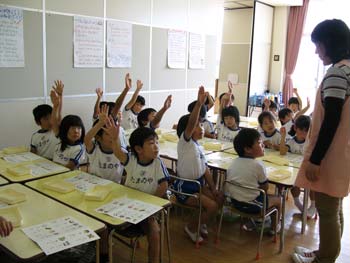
xmin=282 ymin=0 xmax=310 ymax=104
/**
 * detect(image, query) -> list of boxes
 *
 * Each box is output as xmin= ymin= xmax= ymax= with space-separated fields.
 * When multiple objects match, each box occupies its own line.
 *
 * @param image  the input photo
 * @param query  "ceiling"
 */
xmin=224 ymin=0 xmax=303 ymax=9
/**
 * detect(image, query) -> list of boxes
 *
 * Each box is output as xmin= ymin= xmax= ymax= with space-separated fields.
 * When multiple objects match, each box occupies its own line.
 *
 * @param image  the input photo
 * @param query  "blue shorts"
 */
xmin=173 ymin=176 xmax=204 ymax=204
xmin=230 ymin=192 xmax=268 ymax=214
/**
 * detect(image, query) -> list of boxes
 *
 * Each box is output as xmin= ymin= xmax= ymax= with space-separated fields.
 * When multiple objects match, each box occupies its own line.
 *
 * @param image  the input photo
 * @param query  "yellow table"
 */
xmin=0 ymin=157 xmax=69 ymax=183
xmin=0 ymin=176 xmax=9 ymax=186
xmin=262 ymin=149 xmax=303 ymax=169
xmin=26 ymin=171 xmax=171 ymax=262
xmin=0 ymin=183 xmax=105 ymax=262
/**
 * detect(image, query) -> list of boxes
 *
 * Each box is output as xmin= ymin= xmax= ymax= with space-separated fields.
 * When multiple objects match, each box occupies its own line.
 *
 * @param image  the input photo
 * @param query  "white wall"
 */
xmin=269 ymin=6 xmax=288 ymax=94
xmin=0 ymin=0 xmax=223 ymax=148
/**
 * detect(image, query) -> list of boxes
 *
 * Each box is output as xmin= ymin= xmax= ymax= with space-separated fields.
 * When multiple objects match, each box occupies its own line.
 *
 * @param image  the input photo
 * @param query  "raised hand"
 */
xmin=163 ymin=95 xmax=172 ymax=110
xmin=50 ymin=90 xmax=60 ymax=108
xmin=125 ymin=73 xmax=132 ymax=90
xmin=98 ymin=104 xmax=109 ymax=124
xmin=103 ymin=116 xmax=120 ymax=140
xmin=95 ymin=87 xmax=103 ymax=98
xmin=228 ymin=80 xmax=233 ymax=93
xmin=136 ymin=79 xmax=143 ymax=90
xmin=52 ymin=80 xmax=64 ymax=97
xmin=293 ymin=88 xmax=299 ymax=94
xmin=197 ymin=86 xmax=207 ymax=105
xmin=263 ymin=98 xmax=271 ymax=108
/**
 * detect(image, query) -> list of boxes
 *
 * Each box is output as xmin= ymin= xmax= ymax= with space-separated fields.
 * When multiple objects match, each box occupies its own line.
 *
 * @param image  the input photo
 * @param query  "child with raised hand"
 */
xmin=262 ymin=98 xmax=278 ymax=118
xmin=92 ymin=87 xmax=104 ymax=121
xmin=226 ymin=128 xmax=281 ymax=233
xmin=30 ymin=80 xmax=63 ymax=160
xmin=104 ymin=119 xmax=169 ymax=263
xmin=137 ymin=95 xmax=172 ymax=129
xmin=258 ymin=111 xmax=281 ymax=150
xmin=120 ymin=74 xmax=145 ymax=130
xmin=52 ymin=84 xmax=85 ymax=170
xmin=216 ymin=105 xmax=240 ymax=143
xmin=216 ymin=80 xmax=235 ymax=125
xmin=288 ymin=88 xmax=311 ymax=119
xmin=175 ymin=86 xmax=224 ymax=244
xmin=280 ymin=115 xmax=316 ymax=217
xmin=278 ymin=108 xmax=294 ymax=139
xmin=84 ymin=104 xmax=124 ymax=183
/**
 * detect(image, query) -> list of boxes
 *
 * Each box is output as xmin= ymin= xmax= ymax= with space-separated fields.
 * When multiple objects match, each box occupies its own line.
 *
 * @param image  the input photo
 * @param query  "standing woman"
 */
xmin=292 ymin=19 xmax=350 ymax=263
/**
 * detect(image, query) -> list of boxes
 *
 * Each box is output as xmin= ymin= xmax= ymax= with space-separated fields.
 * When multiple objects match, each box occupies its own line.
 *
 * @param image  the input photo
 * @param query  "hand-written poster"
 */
xmin=0 ymin=7 xmax=24 ymax=67
xmin=73 ymin=16 xmax=104 ymax=68
xmin=167 ymin=29 xmax=186 ymax=69
xmin=189 ymin=33 xmax=205 ymax=69
xmin=106 ymin=20 xmax=132 ymax=68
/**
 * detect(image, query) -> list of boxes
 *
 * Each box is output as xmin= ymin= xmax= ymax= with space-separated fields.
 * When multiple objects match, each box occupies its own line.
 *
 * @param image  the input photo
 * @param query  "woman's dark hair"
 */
xmin=311 ymin=19 xmax=350 ymax=64
xmin=58 ymin=115 xmax=85 ymax=151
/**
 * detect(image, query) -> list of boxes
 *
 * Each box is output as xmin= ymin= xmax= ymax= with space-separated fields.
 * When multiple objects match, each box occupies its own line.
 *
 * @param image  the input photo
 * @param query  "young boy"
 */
xmin=105 ymin=120 xmax=169 ymax=263
xmin=226 ymin=128 xmax=281 ymax=232
xmin=216 ymin=80 xmax=235 ymax=125
xmin=280 ymin=115 xmax=316 ymax=217
xmin=137 ymin=95 xmax=172 ymax=129
xmin=120 ymin=75 xmax=145 ymax=130
xmin=288 ymin=88 xmax=310 ymax=119
xmin=187 ymin=100 xmax=214 ymax=138
xmin=278 ymin=108 xmax=294 ymax=139
xmin=175 ymin=86 xmax=224 ymax=244
xmin=31 ymin=80 xmax=63 ymax=159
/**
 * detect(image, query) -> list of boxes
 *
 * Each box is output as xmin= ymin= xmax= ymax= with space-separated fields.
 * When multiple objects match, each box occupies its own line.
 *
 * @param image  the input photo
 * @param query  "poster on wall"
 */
xmin=167 ymin=29 xmax=186 ymax=69
xmin=106 ymin=20 xmax=132 ymax=68
xmin=189 ymin=33 xmax=205 ymax=69
xmin=73 ymin=16 xmax=104 ymax=68
xmin=0 ymin=7 xmax=24 ymax=67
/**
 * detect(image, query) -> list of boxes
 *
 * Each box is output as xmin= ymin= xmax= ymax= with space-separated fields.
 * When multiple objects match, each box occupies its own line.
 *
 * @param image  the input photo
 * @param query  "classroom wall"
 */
xmin=0 ymin=0 xmax=223 ymax=149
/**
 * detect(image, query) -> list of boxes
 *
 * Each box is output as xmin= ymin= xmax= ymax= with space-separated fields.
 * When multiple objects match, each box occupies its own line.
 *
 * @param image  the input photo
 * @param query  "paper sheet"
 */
xmin=22 ymin=216 xmax=99 ymax=255
xmin=189 ymin=33 xmax=205 ymax=69
xmin=167 ymin=29 xmax=186 ymax=69
xmin=96 ymin=197 xmax=162 ymax=224
xmin=65 ymin=172 xmax=112 ymax=192
xmin=3 ymin=152 xmax=42 ymax=163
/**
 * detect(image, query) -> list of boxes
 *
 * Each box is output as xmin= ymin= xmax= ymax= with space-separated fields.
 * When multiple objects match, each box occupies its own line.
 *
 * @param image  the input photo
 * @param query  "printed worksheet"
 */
xmin=95 ymin=197 xmax=162 ymax=224
xmin=24 ymin=161 xmax=67 ymax=177
xmin=3 ymin=152 xmax=42 ymax=163
xmin=65 ymin=172 xmax=112 ymax=192
xmin=22 ymin=216 xmax=99 ymax=255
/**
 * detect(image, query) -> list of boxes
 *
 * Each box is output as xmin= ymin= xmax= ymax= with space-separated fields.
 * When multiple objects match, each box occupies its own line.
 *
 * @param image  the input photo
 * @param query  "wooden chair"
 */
xmin=217 ymin=180 xmax=278 ymax=260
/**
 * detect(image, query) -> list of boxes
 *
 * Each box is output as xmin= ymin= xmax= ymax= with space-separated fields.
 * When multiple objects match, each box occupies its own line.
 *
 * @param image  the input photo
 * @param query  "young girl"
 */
xmin=84 ymin=105 xmax=125 ymax=183
xmin=258 ymin=111 xmax=281 ymax=150
xmin=216 ymin=105 xmax=240 ymax=142
xmin=175 ymin=86 xmax=224 ymax=245
xmin=53 ymin=115 xmax=85 ymax=170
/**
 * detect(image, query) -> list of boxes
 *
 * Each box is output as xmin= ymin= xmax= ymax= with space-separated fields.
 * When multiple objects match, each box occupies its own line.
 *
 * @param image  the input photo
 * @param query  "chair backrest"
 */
xmin=167 ymin=174 xmax=202 ymax=199
xmin=224 ymin=180 xmax=267 ymax=217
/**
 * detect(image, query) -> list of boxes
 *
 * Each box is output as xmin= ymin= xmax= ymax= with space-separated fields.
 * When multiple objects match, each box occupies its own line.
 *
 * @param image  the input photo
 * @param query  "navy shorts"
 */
xmin=230 ymin=192 xmax=268 ymax=214
xmin=173 ymin=176 xmax=204 ymax=204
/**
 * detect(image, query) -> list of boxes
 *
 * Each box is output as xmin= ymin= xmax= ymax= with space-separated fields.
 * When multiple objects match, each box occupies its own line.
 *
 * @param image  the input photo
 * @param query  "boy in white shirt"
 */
xmin=105 ymin=120 xmax=169 ymax=263
xmin=226 ymin=128 xmax=281 ymax=233
xmin=31 ymin=80 xmax=63 ymax=159
xmin=278 ymin=108 xmax=294 ymax=139
xmin=175 ymin=86 xmax=224 ymax=244
xmin=121 ymin=74 xmax=145 ymax=130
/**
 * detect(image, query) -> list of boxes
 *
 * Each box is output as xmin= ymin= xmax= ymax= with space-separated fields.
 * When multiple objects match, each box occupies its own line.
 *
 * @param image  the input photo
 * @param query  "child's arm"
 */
xmin=150 ymin=95 xmax=172 ymax=128
xmin=203 ymin=167 xmax=216 ymax=192
xmin=52 ymin=80 xmax=64 ymax=125
xmin=293 ymin=88 xmax=303 ymax=109
xmin=93 ymin=88 xmax=103 ymax=119
xmin=279 ymin=127 xmax=288 ymax=155
xmin=124 ymin=79 xmax=143 ymax=111
xmin=295 ymin=97 xmax=310 ymax=119
xmin=0 ymin=216 xmax=13 ymax=237
xmin=184 ymin=86 xmax=207 ymax=139
xmin=154 ymin=181 xmax=168 ymax=198
xmin=104 ymin=117 xmax=128 ymax=164
xmin=111 ymin=73 xmax=132 ymax=118
xmin=66 ymin=161 xmax=77 ymax=171
xmin=84 ymin=104 xmax=109 ymax=152
xmin=50 ymin=90 xmax=60 ymax=136
xmin=262 ymin=98 xmax=270 ymax=112
xmin=206 ymin=94 xmax=215 ymax=111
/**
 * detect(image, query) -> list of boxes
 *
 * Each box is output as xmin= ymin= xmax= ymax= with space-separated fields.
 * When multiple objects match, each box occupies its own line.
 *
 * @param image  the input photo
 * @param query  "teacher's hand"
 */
xmin=305 ymin=161 xmax=320 ymax=182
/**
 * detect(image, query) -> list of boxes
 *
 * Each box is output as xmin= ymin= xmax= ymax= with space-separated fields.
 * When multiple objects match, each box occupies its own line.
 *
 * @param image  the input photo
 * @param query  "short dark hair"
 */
xmin=135 ymin=95 xmax=146 ymax=106
xmin=187 ymin=100 xmax=206 ymax=120
xmin=258 ymin=111 xmax=275 ymax=126
xmin=262 ymin=100 xmax=278 ymax=111
xmin=177 ymin=114 xmax=190 ymax=138
xmin=311 ymin=19 xmax=350 ymax=64
xmin=219 ymin=92 xmax=235 ymax=103
xmin=137 ymin=108 xmax=156 ymax=127
xmin=294 ymin=115 xmax=311 ymax=131
xmin=278 ymin=108 xmax=293 ymax=120
xmin=33 ymin=104 xmax=52 ymax=124
xmin=222 ymin=106 xmax=240 ymax=126
xmin=58 ymin=115 xmax=85 ymax=151
xmin=129 ymin=127 xmax=158 ymax=156
xmin=288 ymin=97 xmax=299 ymax=106
xmin=99 ymin=101 xmax=115 ymax=115
xmin=234 ymin=128 xmax=261 ymax=157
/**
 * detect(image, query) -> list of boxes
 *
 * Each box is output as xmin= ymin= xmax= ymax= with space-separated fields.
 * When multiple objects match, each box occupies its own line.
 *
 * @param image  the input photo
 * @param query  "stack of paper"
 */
xmin=262 ymin=155 xmax=289 ymax=166
xmin=85 ymin=185 xmax=111 ymax=201
xmin=6 ymin=166 xmax=31 ymax=176
xmin=162 ymin=133 xmax=178 ymax=143
xmin=268 ymin=169 xmax=292 ymax=181
xmin=203 ymin=142 xmax=223 ymax=151
xmin=0 ymin=189 xmax=26 ymax=204
xmin=43 ymin=181 xmax=75 ymax=194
